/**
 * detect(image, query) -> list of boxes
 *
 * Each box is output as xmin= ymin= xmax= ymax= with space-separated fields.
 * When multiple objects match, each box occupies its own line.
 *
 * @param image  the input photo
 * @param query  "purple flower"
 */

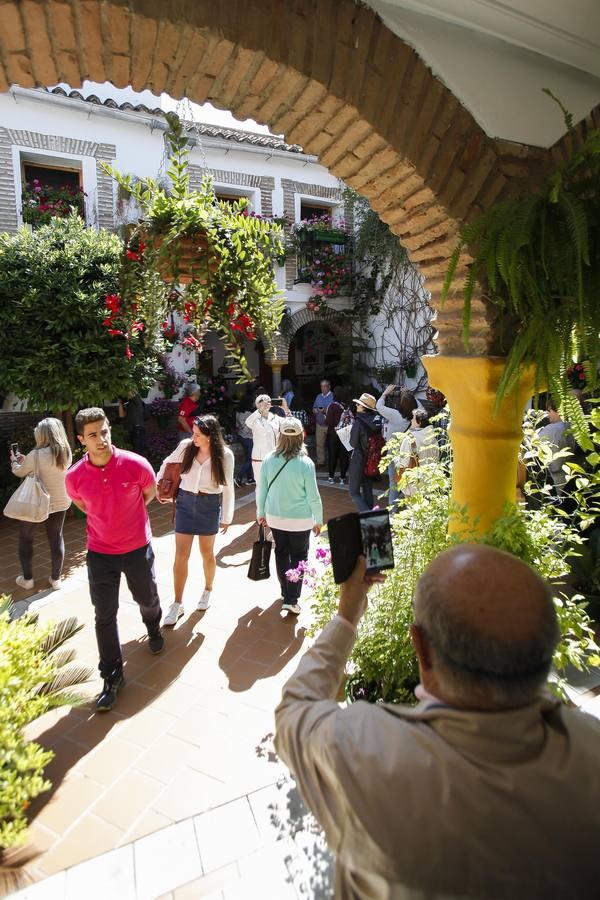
xmin=315 ymin=547 xmax=328 ymax=560
xmin=285 ymin=567 xmax=302 ymax=583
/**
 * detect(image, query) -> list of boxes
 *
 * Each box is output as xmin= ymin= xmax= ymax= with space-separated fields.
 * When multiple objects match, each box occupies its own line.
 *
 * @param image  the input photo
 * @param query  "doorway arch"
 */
xmin=1 ymin=0 xmax=578 ymax=354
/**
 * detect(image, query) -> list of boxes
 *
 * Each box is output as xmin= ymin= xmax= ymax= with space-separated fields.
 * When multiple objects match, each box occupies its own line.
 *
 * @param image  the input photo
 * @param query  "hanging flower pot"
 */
xmin=150 ymin=232 xmax=219 ymax=285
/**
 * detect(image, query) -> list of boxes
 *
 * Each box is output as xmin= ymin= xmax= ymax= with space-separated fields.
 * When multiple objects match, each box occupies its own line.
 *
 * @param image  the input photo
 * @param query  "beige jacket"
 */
xmin=274 ymin=617 xmax=600 ymax=900
xmin=12 ymin=447 xmax=71 ymax=513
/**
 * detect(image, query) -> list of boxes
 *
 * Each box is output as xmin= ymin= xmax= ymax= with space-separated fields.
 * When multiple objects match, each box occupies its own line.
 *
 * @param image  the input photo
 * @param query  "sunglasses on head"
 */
xmin=193 ymin=417 xmax=210 ymax=434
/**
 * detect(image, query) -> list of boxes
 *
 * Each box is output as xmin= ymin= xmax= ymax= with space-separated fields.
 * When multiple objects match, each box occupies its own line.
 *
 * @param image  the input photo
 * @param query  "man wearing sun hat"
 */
xmin=347 ymin=393 xmax=383 ymax=512
xmin=257 ymin=416 xmax=323 ymax=614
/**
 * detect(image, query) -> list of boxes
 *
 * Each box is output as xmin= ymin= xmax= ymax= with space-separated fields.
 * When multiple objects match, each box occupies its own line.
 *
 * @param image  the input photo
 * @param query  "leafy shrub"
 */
xmin=0 ymin=597 xmax=91 ymax=849
xmin=309 ymin=424 xmax=600 ymax=704
xmin=145 ymin=431 xmax=180 ymax=471
xmin=0 ymin=216 xmax=161 ymax=412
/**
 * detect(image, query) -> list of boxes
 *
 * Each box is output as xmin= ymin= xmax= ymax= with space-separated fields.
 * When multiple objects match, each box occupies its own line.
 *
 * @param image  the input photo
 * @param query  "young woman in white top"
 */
xmin=157 ymin=415 xmax=235 ymax=625
xmin=9 ymin=417 xmax=72 ymax=590
xmin=245 ymin=393 xmax=290 ymax=484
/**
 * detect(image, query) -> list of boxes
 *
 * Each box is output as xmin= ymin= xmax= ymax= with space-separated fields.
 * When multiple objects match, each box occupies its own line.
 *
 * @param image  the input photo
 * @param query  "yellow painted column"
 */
xmin=423 ymin=356 xmax=534 ymax=535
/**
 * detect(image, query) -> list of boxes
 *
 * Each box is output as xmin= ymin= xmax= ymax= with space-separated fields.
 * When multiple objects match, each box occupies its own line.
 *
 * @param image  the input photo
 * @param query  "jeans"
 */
xmin=348 ymin=453 xmax=374 ymax=512
xmin=86 ymin=543 xmax=162 ymax=677
xmin=19 ymin=510 xmax=67 ymax=581
xmin=271 ymin=528 xmax=311 ymax=603
xmin=388 ymin=461 xmax=400 ymax=508
xmin=326 ymin=430 xmax=348 ymax=479
xmin=237 ymin=436 xmax=254 ymax=481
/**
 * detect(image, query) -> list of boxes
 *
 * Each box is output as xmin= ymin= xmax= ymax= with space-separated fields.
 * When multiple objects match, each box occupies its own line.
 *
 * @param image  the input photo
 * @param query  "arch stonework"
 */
xmin=0 ymin=0 xmax=594 ymax=354
xmin=265 ymin=305 xmax=348 ymax=365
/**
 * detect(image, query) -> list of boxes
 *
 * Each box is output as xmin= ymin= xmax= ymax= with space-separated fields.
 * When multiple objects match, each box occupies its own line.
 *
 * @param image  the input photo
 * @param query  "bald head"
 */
xmin=413 ymin=545 xmax=559 ymax=710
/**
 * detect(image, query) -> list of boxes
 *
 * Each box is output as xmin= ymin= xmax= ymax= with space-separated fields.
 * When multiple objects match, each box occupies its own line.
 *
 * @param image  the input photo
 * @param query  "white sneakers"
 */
xmin=48 ymin=577 xmax=61 ymax=591
xmin=163 ymin=601 xmax=184 ymax=626
xmin=15 ymin=575 xmax=34 ymax=590
xmin=197 ymin=590 xmax=212 ymax=611
xmin=281 ymin=602 xmax=301 ymax=615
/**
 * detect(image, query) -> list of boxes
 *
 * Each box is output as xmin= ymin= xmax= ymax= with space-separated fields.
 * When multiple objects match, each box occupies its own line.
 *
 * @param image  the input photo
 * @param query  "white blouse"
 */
xmin=158 ymin=441 xmax=235 ymax=524
xmin=245 ymin=409 xmax=283 ymax=460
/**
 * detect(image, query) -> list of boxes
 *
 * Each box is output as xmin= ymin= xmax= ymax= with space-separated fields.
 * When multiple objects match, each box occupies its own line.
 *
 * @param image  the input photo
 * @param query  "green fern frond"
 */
xmin=34 ymin=666 xmax=93 ymax=698
xmin=441 ymin=240 xmax=464 ymax=303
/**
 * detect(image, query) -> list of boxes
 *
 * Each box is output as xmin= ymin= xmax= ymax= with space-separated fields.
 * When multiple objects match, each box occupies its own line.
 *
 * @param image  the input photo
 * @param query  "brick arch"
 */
xmin=265 ymin=306 xmax=346 ymax=365
xmin=0 ymin=0 xmax=588 ymax=354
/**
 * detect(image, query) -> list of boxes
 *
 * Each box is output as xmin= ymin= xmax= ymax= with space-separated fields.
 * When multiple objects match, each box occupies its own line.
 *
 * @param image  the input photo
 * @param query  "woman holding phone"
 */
xmin=245 ymin=393 xmax=290 ymax=485
xmin=9 ymin=417 xmax=72 ymax=590
xmin=157 ymin=415 xmax=235 ymax=625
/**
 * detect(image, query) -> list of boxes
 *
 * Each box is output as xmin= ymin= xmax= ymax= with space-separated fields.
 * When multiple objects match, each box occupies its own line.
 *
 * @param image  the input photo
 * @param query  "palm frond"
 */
xmin=40 ymin=617 xmax=84 ymax=656
xmin=33 ymin=665 xmax=93 ymax=698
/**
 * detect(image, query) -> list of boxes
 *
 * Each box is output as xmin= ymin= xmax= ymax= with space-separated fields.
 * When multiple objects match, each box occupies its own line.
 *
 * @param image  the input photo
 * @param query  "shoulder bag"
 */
xmin=157 ymin=461 xmax=182 ymax=502
xmin=247 ymin=458 xmax=290 ymax=581
xmin=335 ymin=404 xmax=354 ymax=452
xmin=4 ymin=450 xmax=50 ymax=523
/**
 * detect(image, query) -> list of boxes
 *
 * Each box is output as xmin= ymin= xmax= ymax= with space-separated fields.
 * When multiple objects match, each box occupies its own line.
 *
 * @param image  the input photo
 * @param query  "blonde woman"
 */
xmin=257 ymin=418 xmax=322 ymax=614
xmin=9 ymin=417 xmax=72 ymax=590
xmin=157 ymin=414 xmax=235 ymax=624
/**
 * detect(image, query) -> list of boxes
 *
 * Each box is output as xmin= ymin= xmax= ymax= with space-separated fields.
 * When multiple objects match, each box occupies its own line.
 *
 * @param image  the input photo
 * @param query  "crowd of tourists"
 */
xmin=4 ymin=379 xmax=599 ymax=898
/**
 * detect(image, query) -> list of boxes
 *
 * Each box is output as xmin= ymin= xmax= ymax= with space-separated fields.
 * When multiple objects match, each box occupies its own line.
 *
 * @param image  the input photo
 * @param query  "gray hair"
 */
xmin=255 ymin=393 xmax=270 ymax=408
xmin=414 ymin=572 xmax=560 ymax=708
xmin=186 ymin=383 xmax=201 ymax=397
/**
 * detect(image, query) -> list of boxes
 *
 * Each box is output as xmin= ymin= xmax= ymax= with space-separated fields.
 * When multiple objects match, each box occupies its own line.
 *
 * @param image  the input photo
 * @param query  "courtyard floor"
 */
xmin=1 ymin=478 xmax=357 ymax=899
xmin=2 ymin=478 xmax=600 ymax=900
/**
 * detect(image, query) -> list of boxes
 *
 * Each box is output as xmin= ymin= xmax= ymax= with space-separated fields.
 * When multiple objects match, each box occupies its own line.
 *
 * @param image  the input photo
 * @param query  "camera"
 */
xmin=10 ymin=443 xmax=19 ymax=456
xmin=327 ymin=509 xmax=395 ymax=584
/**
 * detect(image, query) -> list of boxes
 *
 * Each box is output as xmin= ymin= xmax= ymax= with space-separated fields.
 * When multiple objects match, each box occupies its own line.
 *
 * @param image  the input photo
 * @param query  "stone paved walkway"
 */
xmin=1 ymin=479 xmax=356 ymax=898
xmin=2 ymin=478 xmax=599 ymax=899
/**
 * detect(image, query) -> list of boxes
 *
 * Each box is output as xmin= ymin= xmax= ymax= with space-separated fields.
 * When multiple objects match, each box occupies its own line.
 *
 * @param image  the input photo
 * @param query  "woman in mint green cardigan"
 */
xmin=257 ymin=418 xmax=323 ymax=615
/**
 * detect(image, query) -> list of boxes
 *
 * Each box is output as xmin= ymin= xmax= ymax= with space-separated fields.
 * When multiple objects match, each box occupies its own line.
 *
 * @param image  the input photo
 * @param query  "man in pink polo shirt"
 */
xmin=66 ymin=407 xmax=164 ymax=712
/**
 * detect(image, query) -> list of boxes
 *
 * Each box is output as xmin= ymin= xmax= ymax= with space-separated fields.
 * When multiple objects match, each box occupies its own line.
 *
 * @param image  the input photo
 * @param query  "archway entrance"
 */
xmin=283 ymin=320 xmax=343 ymax=405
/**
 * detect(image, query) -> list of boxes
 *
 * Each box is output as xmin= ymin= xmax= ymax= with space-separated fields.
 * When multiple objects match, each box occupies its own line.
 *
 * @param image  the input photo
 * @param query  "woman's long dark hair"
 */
xmin=180 ymin=415 xmax=227 ymax=485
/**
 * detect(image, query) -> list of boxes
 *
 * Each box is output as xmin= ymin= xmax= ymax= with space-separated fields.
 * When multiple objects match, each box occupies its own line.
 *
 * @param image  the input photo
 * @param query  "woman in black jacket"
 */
xmin=348 ymin=393 xmax=382 ymax=512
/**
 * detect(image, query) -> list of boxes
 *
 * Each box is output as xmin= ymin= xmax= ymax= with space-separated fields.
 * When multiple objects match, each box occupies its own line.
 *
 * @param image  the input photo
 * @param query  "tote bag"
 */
xmin=335 ymin=406 xmax=354 ymax=452
xmin=157 ymin=462 xmax=181 ymax=501
xmin=246 ymin=458 xmax=290 ymax=581
xmin=4 ymin=450 xmax=50 ymax=523
xmin=247 ymin=524 xmax=272 ymax=581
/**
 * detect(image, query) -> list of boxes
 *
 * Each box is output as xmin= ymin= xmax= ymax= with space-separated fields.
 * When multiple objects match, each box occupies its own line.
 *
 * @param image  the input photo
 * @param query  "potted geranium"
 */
xmin=149 ymin=397 xmax=178 ymax=429
xmin=21 ymin=179 xmax=86 ymax=227
xmin=101 ymin=113 xmax=285 ymax=379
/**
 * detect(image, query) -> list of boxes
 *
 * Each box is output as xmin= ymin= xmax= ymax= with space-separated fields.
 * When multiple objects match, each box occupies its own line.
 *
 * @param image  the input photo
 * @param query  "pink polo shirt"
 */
xmin=65 ymin=447 xmax=155 ymax=554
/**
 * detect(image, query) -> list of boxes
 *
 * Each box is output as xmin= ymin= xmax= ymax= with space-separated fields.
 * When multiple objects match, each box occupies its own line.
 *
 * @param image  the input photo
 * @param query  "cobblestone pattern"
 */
xmin=0 ymin=0 xmax=596 ymax=352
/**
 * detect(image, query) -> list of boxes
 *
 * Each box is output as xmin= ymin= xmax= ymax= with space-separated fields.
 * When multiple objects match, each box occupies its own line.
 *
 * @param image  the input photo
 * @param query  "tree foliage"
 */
xmin=0 ymin=216 xmax=161 ymax=411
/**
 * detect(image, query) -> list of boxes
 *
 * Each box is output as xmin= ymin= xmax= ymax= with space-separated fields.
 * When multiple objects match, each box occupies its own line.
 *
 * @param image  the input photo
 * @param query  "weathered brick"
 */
xmin=21 ymin=0 xmax=59 ymax=85
xmin=77 ymin=0 xmax=106 ymax=82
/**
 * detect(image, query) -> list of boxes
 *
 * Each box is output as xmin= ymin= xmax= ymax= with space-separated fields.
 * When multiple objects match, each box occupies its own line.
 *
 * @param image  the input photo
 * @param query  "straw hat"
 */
xmin=353 ymin=392 xmax=377 ymax=411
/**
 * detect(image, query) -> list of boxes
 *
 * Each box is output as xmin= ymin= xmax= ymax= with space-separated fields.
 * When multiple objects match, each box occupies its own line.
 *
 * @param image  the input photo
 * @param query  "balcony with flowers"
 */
xmin=21 ymin=178 xmax=87 ymax=228
xmin=290 ymin=213 xmax=353 ymax=314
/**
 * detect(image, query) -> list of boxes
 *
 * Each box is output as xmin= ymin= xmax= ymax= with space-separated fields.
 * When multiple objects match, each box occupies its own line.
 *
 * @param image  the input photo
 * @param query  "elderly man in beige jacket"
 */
xmin=274 ymin=545 xmax=600 ymax=899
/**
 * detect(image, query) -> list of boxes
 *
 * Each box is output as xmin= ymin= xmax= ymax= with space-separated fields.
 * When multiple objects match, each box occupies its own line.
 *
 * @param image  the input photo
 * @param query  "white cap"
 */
xmin=280 ymin=417 xmax=304 ymax=436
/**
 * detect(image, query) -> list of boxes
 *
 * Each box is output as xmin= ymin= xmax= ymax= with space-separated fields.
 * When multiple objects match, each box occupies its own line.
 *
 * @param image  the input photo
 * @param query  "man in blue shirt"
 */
xmin=313 ymin=379 xmax=334 ymax=468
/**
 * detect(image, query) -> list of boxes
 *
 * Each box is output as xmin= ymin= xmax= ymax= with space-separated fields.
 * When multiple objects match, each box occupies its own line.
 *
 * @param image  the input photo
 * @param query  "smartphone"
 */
xmin=271 ymin=397 xmax=284 ymax=407
xmin=327 ymin=509 xmax=394 ymax=584
xmin=10 ymin=443 xmax=19 ymax=456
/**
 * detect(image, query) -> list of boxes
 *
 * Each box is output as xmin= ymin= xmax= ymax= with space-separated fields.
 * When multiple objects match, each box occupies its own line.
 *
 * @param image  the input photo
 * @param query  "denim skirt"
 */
xmin=175 ymin=490 xmax=222 ymax=535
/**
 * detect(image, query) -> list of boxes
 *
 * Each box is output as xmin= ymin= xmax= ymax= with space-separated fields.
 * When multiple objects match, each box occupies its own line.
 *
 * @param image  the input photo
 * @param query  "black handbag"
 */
xmin=247 ymin=524 xmax=272 ymax=581
xmin=246 ymin=458 xmax=290 ymax=581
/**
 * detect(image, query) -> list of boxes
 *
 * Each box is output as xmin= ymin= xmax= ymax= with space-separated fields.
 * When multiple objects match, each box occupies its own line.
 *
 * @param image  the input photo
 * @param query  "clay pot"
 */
xmin=148 ymin=232 xmax=219 ymax=285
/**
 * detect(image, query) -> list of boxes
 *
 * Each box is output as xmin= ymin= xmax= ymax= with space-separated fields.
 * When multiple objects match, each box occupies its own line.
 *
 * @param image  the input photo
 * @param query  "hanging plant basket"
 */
xmin=145 ymin=232 xmax=220 ymax=285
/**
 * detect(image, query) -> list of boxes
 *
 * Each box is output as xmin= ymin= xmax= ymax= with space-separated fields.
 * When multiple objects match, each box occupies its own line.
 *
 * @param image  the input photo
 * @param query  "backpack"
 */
xmin=363 ymin=432 xmax=386 ymax=478
xmin=338 ymin=405 xmax=353 ymax=429
xmin=393 ymin=433 xmax=419 ymax=483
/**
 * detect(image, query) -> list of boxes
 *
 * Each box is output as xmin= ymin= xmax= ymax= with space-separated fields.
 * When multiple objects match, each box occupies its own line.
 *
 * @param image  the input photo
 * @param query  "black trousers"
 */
xmin=86 ymin=543 xmax=162 ymax=678
xmin=271 ymin=528 xmax=311 ymax=603
xmin=19 ymin=510 xmax=67 ymax=581
xmin=326 ymin=430 xmax=349 ymax=478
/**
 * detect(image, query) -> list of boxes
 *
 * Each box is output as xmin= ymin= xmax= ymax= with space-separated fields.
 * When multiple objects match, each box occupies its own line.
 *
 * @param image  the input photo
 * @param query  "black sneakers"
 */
xmin=96 ymin=668 xmax=125 ymax=713
xmin=147 ymin=620 xmax=165 ymax=655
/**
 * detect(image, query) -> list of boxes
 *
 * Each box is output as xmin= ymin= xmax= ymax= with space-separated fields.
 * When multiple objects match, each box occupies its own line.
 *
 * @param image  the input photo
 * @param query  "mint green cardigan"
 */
xmin=256 ymin=452 xmax=323 ymax=525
